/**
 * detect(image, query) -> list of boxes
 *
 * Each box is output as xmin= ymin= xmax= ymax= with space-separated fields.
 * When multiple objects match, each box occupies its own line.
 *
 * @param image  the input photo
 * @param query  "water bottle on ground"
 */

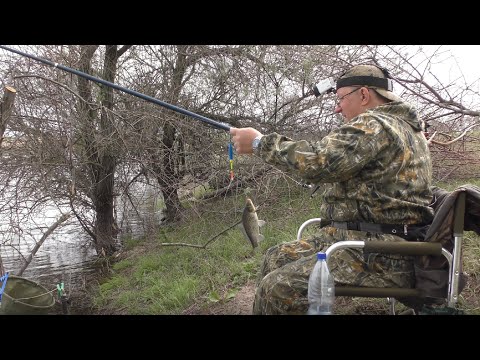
xmin=307 ymin=252 xmax=335 ymax=315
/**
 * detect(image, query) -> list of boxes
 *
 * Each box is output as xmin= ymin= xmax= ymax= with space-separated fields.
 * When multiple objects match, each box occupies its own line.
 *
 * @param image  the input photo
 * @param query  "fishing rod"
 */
xmin=0 ymin=45 xmax=231 ymax=131
xmin=0 ymin=46 xmax=320 ymax=192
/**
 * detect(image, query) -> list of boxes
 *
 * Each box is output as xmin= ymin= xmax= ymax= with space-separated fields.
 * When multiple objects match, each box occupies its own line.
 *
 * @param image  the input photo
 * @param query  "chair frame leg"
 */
xmin=387 ymin=297 xmax=396 ymax=315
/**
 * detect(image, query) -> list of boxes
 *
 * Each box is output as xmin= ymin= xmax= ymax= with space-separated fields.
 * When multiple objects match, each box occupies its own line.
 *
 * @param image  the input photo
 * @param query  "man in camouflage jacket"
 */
xmin=231 ymin=64 xmax=434 ymax=315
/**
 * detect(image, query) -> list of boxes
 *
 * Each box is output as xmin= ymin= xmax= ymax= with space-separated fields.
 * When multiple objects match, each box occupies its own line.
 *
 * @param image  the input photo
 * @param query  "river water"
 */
xmin=0 ymin=182 xmax=163 ymax=302
xmin=1 ymin=226 xmax=97 ymax=294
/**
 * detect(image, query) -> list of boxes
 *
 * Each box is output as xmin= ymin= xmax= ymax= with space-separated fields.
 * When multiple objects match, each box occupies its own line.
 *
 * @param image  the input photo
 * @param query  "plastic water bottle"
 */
xmin=307 ymin=252 xmax=335 ymax=315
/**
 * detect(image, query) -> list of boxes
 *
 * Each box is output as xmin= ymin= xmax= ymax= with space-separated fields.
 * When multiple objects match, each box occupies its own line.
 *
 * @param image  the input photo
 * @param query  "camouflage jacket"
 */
xmin=258 ymin=101 xmax=434 ymax=225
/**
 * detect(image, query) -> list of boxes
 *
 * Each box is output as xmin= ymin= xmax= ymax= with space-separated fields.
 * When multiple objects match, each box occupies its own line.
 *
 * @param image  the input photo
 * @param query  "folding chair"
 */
xmin=297 ymin=185 xmax=480 ymax=315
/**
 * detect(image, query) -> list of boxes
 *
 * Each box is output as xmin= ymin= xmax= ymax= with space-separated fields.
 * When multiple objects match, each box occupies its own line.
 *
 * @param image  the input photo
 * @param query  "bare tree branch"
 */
xmin=17 ymin=213 xmax=71 ymax=276
xmin=117 ymin=45 xmax=132 ymax=58
xmin=428 ymin=123 xmax=479 ymax=146
xmin=426 ymin=131 xmax=438 ymax=144
xmin=13 ymin=74 xmax=99 ymax=108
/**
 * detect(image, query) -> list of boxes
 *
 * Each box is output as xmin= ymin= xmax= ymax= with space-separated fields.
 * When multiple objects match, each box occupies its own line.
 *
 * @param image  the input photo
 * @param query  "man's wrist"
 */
xmin=252 ymin=135 xmax=263 ymax=153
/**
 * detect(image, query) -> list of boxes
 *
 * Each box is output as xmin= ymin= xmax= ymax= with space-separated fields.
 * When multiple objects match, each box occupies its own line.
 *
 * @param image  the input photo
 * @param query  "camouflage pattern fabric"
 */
xmin=257 ymin=101 xmax=434 ymax=225
xmin=252 ymin=228 xmax=415 ymax=315
xmin=253 ymin=101 xmax=434 ymax=315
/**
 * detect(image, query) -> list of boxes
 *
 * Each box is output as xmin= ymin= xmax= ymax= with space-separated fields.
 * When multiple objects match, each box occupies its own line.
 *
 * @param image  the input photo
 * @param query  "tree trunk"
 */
xmin=92 ymin=45 xmax=120 ymax=256
xmin=157 ymin=121 xmax=183 ymax=222
xmin=77 ymin=45 xmax=122 ymax=256
xmin=152 ymin=46 xmax=192 ymax=223
xmin=0 ymin=86 xmax=16 ymax=148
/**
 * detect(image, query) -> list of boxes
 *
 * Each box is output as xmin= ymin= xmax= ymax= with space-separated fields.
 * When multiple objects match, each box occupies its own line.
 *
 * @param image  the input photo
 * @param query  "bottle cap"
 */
xmin=317 ymin=252 xmax=326 ymax=260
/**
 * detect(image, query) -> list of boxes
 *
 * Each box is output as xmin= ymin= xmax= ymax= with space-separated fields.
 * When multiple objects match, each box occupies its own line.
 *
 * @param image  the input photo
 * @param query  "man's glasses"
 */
xmin=336 ymin=87 xmax=361 ymax=106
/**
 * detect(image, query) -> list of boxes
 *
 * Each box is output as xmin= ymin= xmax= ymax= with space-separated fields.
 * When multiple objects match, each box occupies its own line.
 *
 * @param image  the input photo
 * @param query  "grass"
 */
xmin=435 ymin=178 xmax=480 ymax=191
xmin=88 ymin=177 xmax=480 ymax=315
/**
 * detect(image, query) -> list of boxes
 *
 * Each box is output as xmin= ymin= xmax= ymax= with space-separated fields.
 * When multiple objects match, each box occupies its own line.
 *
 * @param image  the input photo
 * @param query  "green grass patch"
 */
xmin=122 ymin=236 xmax=147 ymax=251
xmin=435 ymin=178 xmax=480 ymax=191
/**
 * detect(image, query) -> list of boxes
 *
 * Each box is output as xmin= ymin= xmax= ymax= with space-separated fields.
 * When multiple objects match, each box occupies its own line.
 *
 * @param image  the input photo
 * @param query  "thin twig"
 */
xmin=17 ymin=213 xmax=71 ymax=276
xmin=158 ymin=219 xmax=242 ymax=249
xmin=429 ymin=124 xmax=479 ymax=146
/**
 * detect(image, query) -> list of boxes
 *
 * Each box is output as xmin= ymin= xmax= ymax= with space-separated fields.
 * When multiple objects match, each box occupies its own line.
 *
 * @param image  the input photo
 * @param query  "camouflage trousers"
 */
xmin=252 ymin=227 xmax=415 ymax=315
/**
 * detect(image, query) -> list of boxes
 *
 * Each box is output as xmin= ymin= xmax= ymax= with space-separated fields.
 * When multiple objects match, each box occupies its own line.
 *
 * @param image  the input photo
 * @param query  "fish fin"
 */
xmin=258 ymin=220 xmax=266 ymax=228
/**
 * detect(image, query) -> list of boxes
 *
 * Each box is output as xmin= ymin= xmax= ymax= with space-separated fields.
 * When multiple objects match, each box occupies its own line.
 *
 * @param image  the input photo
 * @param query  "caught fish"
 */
xmin=239 ymin=198 xmax=266 ymax=248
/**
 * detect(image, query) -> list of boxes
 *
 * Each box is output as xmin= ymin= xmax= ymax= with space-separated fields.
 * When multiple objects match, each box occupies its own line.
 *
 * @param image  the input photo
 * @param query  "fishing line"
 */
xmin=228 ymin=142 xmax=234 ymax=181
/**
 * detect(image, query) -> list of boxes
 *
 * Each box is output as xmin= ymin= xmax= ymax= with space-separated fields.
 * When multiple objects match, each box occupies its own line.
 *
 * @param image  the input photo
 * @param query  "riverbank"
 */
xmin=71 ymin=179 xmax=480 ymax=315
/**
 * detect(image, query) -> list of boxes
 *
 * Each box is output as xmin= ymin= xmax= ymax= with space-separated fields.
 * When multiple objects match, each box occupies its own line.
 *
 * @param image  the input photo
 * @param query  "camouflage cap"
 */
xmin=336 ymin=64 xmax=402 ymax=102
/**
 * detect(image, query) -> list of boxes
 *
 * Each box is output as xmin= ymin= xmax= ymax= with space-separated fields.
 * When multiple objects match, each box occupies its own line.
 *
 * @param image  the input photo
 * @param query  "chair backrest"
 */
xmin=415 ymin=185 xmax=480 ymax=302
xmin=425 ymin=185 xmax=480 ymax=254
xmin=411 ymin=190 xmax=465 ymax=309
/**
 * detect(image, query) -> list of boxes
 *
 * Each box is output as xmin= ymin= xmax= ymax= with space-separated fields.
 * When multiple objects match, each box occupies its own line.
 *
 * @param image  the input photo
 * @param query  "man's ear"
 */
xmin=361 ymin=87 xmax=368 ymax=103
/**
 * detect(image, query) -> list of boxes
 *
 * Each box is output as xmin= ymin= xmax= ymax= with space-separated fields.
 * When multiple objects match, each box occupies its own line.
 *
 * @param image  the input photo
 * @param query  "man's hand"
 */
xmin=230 ymin=127 xmax=263 ymax=155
